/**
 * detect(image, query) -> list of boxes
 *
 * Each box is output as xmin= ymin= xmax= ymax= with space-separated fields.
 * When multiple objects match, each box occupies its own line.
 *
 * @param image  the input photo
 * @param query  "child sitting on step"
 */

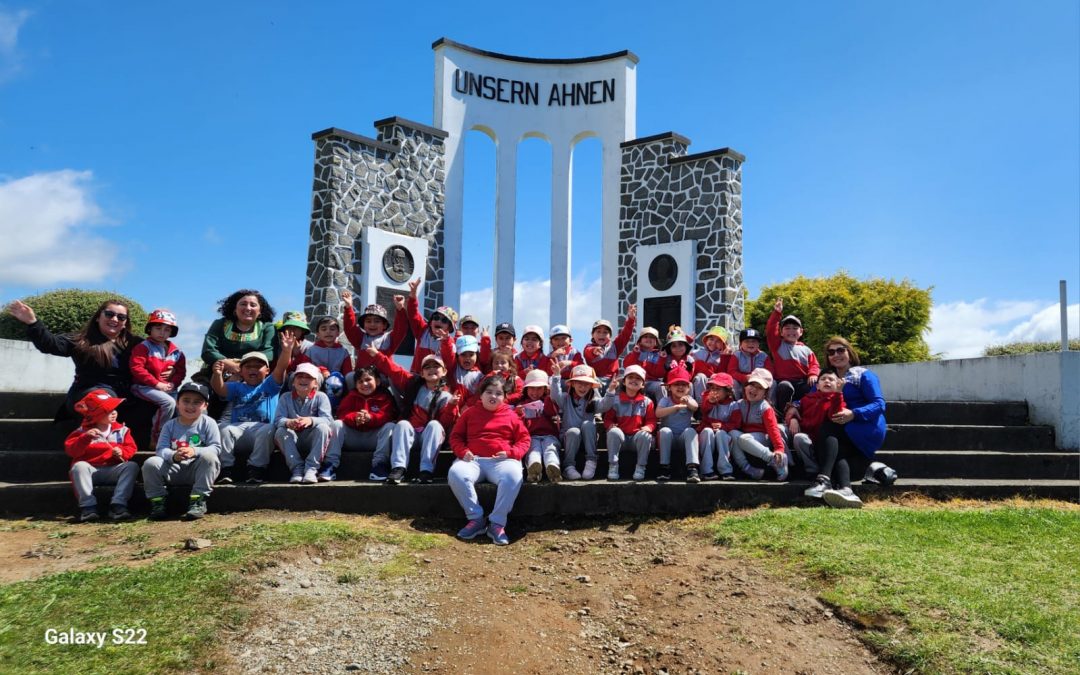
xmin=729 ymin=368 xmax=789 ymax=481
xmin=786 ymin=370 xmax=847 ymax=481
xmin=129 ymin=309 xmax=186 ymax=448
xmin=517 ymin=369 xmax=562 ymax=483
xmin=65 ymin=389 xmax=139 ymax=522
xmin=624 ymin=327 xmax=666 ymax=402
xmin=584 ymin=303 xmax=637 ymax=389
xmin=457 ymin=315 xmax=491 ymax=372
xmin=599 ymin=364 xmax=657 ymax=482
xmin=550 ymin=364 xmax=602 ymax=480
xmin=514 ymin=325 xmax=551 ymax=376
xmin=655 ymin=367 xmax=701 ymax=483
xmin=445 ymin=335 xmax=486 ymax=408
xmin=489 ymin=349 xmax=524 ymax=404
xmin=697 ymin=372 xmax=738 ymax=481
xmin=547 ymin=324 xmax=584 ymax=383
xmin=328 ymin=365 xmax=398 ymax=482
xmin=341 ymin=289 xmax=408 ymax=370
xmin=403 ymin=277 xmax=458 ymax=374
xmin=691 ymin=326 xmax=731 ymax=401
xmin=727 ymin=327 xmax=772 ymax=400
xmin=273 ymin=363 xmax=334 ymax=485
xmin=767 ymin=297 xmax=820 ymax=410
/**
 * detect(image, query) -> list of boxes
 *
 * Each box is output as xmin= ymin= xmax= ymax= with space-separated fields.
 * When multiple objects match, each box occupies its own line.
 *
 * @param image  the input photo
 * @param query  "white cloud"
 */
xmin=0 ymin=170 xmax=120 ymax=284
xmin=168 ymin=309 xmax=214 ymax=366
xmin=459 ymin=276 xmax=603 ymax=344
xmin=927 ymin=299 xmax=1079 ymax=359
xmin=0 ymin=8 xmax=30 ymax=81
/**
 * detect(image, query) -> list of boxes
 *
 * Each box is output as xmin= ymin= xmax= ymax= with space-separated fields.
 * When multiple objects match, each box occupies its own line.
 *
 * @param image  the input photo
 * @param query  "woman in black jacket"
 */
xmin=7 ymin=298 xmax=138 ymax=413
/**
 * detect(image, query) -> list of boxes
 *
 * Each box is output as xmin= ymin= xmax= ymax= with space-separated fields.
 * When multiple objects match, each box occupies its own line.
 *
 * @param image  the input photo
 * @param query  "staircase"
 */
xmin=0 ymin=392 xmax=1076 ymax=518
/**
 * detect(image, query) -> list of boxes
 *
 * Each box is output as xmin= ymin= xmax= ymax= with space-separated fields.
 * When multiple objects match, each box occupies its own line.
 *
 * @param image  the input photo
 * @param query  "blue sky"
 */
xmin=1 ymin=0 xmax=1077 ymax=359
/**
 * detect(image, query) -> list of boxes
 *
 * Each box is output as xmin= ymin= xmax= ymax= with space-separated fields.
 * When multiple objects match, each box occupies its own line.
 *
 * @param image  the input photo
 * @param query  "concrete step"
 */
xmin=875 ymin=450 xmax=1079 ymax=480
xmin=1 ymin=478 xmax=1075 ymax=517
xmin=0 ymin=391 xmax=65 ymax=419
xmin=0 ymin=419 xmax=77 ymax=451
xmin=886 ymin=400 xmax=1028 ymax=426
xmin=881 ymin=424 xmax=1056 ymax=451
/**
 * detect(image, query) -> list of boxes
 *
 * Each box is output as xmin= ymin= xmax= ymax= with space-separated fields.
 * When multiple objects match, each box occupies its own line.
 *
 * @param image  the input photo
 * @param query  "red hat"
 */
xmin=665 ymin=367 xmax=692 ymax=386
xmin=73 ymin=389 xmax=124 ymax=423
xmin=707 ymin=372 xmax=735 ymax=389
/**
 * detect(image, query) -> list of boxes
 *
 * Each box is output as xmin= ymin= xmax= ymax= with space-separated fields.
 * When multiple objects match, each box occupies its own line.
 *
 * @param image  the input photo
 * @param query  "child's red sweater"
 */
xmin=405 ymin=296 xmax=454 ymax=373
xmin=793 ymin=390 xmax=846 ymax=438
xmin=726 ymin=349 xmax=773 ymax=385
xmin=335 ymin=389 xmax=398 ymax=430
xmin=766 ymin=309 xmax=821 ymax=382
xmin=691 ymin=348 xmax=731 ymax=380
xmin=697 ymin=398 xmax=738 ymax=432
xmin=64 ymin=422 xmax=138 ymax=467
xmin=371 ymin=351 xmax=458 ymax=430
xmin=129 ymin=339 xmax=186 ymax=388
xmin=450 ymin=403 xmax=531 ymax=460
xmin=729 ymin=400 xmax=785 ymax=450
xmin=624 ymin=348 xmax=666 ymax=382
xmin=343 ymin=304 xmax=409 ymax=370
xmin=513 ymin=349 xmax=551 ymax=376
xmin=602 ymin=391 xmax=658 ymax=435
xmin=584 ymin=315 xmax=636 ymax=379
xmin=548 ymin=346 xmax=584 ymax=380
xmin=516 ymin=396 xmax=561 ymax=437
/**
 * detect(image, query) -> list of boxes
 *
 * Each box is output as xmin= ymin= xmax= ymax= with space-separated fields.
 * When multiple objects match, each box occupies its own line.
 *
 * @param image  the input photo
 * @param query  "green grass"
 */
xmin=708 ymin=506 xmax=1080 ymax=674
xmin=0 ymin=520 xmax=441 ymax=674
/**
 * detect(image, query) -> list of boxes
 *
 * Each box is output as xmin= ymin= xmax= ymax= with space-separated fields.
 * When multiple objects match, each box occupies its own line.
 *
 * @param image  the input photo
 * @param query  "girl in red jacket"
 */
xmin=598 ymin=364 xmax=658 ymax=482
xmin=489 ymin=350 xmax=524 ymax=404
xmin=624 ymin=327 xmax=666 ymax=402
xmin=729 ymin=368 xmax=789 ymax=481
xmin=403 ymin=277 xmax=458 ymax=374
xmin=517 ymin=369 xmax=562 ymax=483
xmin=449 ymin=374 xmax=531 ymax=546
xmin=129 ymin=309 xmax=186 ymax=447
xmin=327 ymin=366 xmax=399 ymax=482
xmin=64 ymin=389 xmax=139 ymax=522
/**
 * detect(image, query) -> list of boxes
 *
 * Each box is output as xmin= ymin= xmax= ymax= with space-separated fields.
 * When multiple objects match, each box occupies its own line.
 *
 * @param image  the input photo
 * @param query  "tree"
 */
xmin=0 ymin=289 xmax=149 ymax=341
xmin=744 ymin=272 xmax=932 ymax=365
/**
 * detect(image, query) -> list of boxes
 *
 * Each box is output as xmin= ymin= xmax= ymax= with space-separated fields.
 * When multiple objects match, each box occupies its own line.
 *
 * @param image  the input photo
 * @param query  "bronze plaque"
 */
xmin=382 ymin=246 xmax=414 ymax=283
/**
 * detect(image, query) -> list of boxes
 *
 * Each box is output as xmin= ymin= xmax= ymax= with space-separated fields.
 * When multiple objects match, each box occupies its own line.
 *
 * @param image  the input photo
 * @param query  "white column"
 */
xmin=441 ymin=134 xmax=464 ymax=312
xmin=600 ymin=139 xmax=622 ymax=322
xmin=494 ymin=137 xmax=518 ymax=323
xmin=549 ymin=141 xmax=573 ymax=327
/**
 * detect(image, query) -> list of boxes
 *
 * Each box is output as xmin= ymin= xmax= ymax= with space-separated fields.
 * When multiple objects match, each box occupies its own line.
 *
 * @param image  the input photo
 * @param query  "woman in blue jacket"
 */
xmin=804 ymin=336 xmax=892 ymax=508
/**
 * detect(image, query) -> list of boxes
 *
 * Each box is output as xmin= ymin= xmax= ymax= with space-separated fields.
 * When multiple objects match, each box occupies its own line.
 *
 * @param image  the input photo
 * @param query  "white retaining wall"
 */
xmin=0 ymin=338 xmax=76 ymax=393
xmin=875 ymin=352 xmax=1079 ymax=450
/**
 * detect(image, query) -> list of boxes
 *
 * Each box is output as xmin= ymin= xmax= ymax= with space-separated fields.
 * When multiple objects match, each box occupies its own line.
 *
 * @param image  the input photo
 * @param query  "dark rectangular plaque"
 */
xmin=375 ymin=285 xmax=414 ymax=356
xmin=644 ymin=296 xmax=681 ymax=334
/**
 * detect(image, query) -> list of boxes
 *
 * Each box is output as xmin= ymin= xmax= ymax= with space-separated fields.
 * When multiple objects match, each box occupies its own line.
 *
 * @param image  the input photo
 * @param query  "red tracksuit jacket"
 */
xmin=728 ymin=399 xmax=786 ymax=450
xmin=792 ymin=390 xmax=846 ymax=438
xmin=129 ymin=339 xmax=186 ymax=388
xmin=584 ymin=315 xmax=636 ymax=379
xmin=624 ymin=347 xmax=666 ymax=382
xmin=602 ymin=391 xmax=658 ymax=435
xmin=64 ymin=422 xmax=138 ymax=467
xmin=343 ymin=304 xmax=409 ymax=370
xmin=516 ymin=396 xmax=561 ymax=438
xmin=335 ymin=389 xmax=398 ymax=430
xmin=766 ymin=310 xmax=821 ymax=382
xmin=370 ymin=351 xmax=458 ymax=430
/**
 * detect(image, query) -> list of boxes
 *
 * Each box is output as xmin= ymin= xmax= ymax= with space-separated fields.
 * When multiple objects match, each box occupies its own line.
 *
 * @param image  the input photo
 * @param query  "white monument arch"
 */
xmin=433 ymin=38 xmax=637 ymax=326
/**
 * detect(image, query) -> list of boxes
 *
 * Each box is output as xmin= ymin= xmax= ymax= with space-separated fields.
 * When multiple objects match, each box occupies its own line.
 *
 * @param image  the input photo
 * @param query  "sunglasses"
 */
xmin=102 ymin=310 xmax=129 ymax=323
xmin=826 ymin=347 xmax=847 ymax=355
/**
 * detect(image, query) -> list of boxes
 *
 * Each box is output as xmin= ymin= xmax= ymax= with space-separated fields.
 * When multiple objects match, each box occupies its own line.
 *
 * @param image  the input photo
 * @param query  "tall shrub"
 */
xmin=0 ymin=289 xmax=148 ymax=341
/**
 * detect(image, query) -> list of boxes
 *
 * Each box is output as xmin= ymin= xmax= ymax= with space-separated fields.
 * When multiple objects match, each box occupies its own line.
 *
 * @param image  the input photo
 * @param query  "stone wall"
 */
xmin=619 ymin=132 xmax=745 ymax=335
xmin=305 ymin=118 xmax=447 ymax=324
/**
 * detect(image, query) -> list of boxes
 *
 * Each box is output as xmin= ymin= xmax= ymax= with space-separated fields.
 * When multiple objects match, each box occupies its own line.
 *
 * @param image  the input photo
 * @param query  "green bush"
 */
xmin=0 ymin=289 xmax=148 ymax=341
xmin=984 ymin=339 xmax=1079 ymax=356
xmin=745 ymin=272 xmax=933 ymax=365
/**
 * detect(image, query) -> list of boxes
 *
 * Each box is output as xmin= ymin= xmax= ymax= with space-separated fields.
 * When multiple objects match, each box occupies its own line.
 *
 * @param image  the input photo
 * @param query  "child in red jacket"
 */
xmin=599 ymin=364 xmax=657 ymax=482
xmin=697 ymin=372 xmax=738 ymax=480
xmin=517 ymin=369 xmax=562 ymax=483
xmin=729 ymin=368 xmax=789 ymax=481
xmin=340 ymin=289 xmax=408 ymax=370
xmin=457 ymin=315 xmax=492 ymax=372
xmin=584 ymin=303 xmax=637 ymax=388
xmin=547 ymin=324 xmax=584 ymax=383
xmin=766 ymin=298 xmax=821 ymax=410
xmin=403 ymin=277 xmax=458 ymax=374
xmin=129 ymin=309 xmax=186 ymax=447
xmin=726 ymin=328 xmax=772 ymax=399
xmin=691 ymin=326 xmax=732 ymax=400
xmin=328 ymin=366 xmax=399 ymax=482
xmin=443 ymin=335 xmax=486 ymax=408
xmin=624 ymin=327 xmax=666 ymax=402
xmin=785 ymin=371 xmax=847 ymax=483
xmin=514 ymin=325 xmax=551 ymax=376
xmin=448 ymin=374 xmax=531 ymax=546
xmin=65 ymin=389 xmax=139 ymax=522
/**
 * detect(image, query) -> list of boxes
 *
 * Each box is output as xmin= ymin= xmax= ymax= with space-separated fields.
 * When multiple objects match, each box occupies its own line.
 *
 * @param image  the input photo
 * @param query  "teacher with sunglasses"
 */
xmin=6 ymin=298 xmax=138 ymax=413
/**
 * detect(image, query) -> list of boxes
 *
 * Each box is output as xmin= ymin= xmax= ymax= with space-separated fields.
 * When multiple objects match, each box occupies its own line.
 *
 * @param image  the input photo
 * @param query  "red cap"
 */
xmin=708 ymin=372 xmax=735 ymax=389
xmin=73 ymin=389 xmax=124 ymax=423
xmin=665 ymin=367 xmax=692 ymax=386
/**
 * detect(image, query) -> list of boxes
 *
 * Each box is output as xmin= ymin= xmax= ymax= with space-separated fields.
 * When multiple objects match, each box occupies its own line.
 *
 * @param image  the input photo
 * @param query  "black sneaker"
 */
xmin=108 ymin=504 xmax=132 ymax=521
xmin=417 ymin=470 xmax=434 ymax=484
xmin=656 ymin=465 xmax=672 ymax=482
xmin=700 ymin=472 xmax=719 ymax=481
xmin=215 ymin=470 xmax=234 ymax=485
xmin=686 ymin=466 xmax=701 ymax=483
xmin=184 ymin=495 xmax=207 ymax=520
xmin=148 ymin=497 xmax=167 ymax=520
xmin=78 ymin=506 xmax=100 ymax=523
xmin=386 ymin=467 xmax=406 ymax=485
xmin=246 ymin=465 xmax=267 ymax=484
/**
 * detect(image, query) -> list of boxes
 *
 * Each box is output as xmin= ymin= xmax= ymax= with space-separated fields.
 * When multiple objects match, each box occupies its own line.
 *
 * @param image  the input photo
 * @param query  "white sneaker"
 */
xmin=289 ymin=470 xmax=303 ymax=484
xmin=804 ymin=476 xmax=831 ymax=499
xmin=302 ymin=468 xmax=318 ymax=484
xmin=563 ymin=465 xmax=582 ymax=481
xmin=582 ymin=459 xmax=597 ymax=480
xmin=632 ymin=465 xmax=646 ymax=481
xmin=607 ymin=466 xmax=621 ymax=481
xmin=773 ymin=452 xmax=789 ymax=482
xmin=823 ymin=487 xmax=863 ymax=509
xmin=526 ymin=462 xmax=543 ymax=483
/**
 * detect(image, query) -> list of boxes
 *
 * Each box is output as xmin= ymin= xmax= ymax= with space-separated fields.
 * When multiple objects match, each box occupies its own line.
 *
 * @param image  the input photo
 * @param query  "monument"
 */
xmin=305 ymin=38 xmax=744 ymax=340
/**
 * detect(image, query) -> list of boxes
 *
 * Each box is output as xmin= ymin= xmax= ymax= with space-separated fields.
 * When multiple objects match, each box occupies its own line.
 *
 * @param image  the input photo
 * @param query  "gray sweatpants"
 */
xmin=658 ymin=427 xmax=699 ymax=466
xmin=606 ymin=428 xmax=654 ymax=469
xmin=730 ymin=430 xmax=783 ymax=470
xmin=142 ymin=449 xmax=221 ymax=499
xmin=131 ymin=385 xmax=176 ymax=446
xmin=219 ymin=421 xmax=274 ymax=469
xmin=274 ymin=424 xmax=332 ymax=472
xmin=391 ymin=420 xmax=445 ymax=473
xmin=448 ymin=457 xmax=524 ymax=527
xmin=70 ymin=461 xmax=138 ymax=508
xmin=327 ymin=421 xmax=394 ymax=470
xmin=697 ymin=428 xmax=735 ymax=476
xmin=562 ymin=419 xmax=597 ymax=466
xmin=526 ymin=434 xmax=561 ymax=469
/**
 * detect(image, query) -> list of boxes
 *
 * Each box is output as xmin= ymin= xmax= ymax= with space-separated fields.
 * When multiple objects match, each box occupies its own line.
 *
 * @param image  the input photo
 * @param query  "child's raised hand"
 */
xmin=280 ymin=331 xmax=296 ymax=352
xmin=627 ymin=303 xmax=637 ymax=320
xmin=393 ymin=295 xmax=406 ymax=310
xmin=341 ymin=290 xmax=352 ymax=306
xmin=774 ymin=297 xmax=784 ymax=313
xmin=407 ymin=277 xmax=421 ymax=298
xmin=481 ymin=325 xmax=490 ymax=338
xmin=607 ymin=376 xmax=620 ymax=393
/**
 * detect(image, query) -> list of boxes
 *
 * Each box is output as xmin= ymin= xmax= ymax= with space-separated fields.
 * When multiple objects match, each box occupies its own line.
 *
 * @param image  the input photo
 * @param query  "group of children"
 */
xmin=62 ymin=281 xmax=854 ymax=525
